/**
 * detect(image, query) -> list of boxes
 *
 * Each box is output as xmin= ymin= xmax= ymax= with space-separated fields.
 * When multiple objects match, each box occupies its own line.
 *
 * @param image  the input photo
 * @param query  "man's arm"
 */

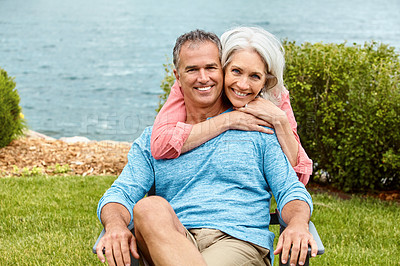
xmin=262 ymin=133 xmax=316 ymax=265
xmin=96 ymin=128 xmax=155 ymax=265
xmin=274 ymin=200 xmax=318 ymax=266
xmin=96 ymin=203 xmax=140 ymax=266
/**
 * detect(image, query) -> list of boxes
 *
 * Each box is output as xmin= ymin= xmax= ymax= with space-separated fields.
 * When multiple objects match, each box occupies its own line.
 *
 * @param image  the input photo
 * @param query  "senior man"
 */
xmin=96 ymin=29 xmax=317 ymax=266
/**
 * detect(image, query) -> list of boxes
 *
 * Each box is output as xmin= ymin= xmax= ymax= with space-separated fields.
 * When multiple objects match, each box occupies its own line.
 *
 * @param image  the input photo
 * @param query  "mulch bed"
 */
xmin=0 ymin=132 xmax=131 ymax=177
xmin=307 ymin=183 xmax=400 ymax=203
xmin=1 ymin=131 xmax=398 ymax=203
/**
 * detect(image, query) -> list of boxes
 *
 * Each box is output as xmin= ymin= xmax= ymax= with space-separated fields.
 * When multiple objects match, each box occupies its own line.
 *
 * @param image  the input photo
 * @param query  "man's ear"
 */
xmin=174 ymin=69 xmax=181 ymax=87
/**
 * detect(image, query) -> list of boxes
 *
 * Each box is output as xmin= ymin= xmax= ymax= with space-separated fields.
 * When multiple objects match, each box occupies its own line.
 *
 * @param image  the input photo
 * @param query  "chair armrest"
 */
xmin=92 ymin=228 xmax=105 ymax=254
xmin=308 ymin=221 xmax=325 ymax=255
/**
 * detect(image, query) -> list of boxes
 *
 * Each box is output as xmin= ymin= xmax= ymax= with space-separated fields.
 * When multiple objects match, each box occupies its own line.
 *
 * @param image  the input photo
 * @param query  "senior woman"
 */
xmin=150 ymin=26 xmax=312 ymax=184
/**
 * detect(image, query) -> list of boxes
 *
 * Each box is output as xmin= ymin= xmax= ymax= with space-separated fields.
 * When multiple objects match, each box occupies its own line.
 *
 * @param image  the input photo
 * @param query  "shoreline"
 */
xmin=24 ymin=129 xmax=132 ymax=146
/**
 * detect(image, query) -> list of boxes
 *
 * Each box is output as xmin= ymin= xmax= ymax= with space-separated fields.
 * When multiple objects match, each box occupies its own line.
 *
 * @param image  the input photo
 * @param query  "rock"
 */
xmin=25 ymin=130 xmax=56 ymax=141
xmin=98 ymin=140 xmax=132 ymax=147
xmin=59 ymin=136 xmax=91 ymax=144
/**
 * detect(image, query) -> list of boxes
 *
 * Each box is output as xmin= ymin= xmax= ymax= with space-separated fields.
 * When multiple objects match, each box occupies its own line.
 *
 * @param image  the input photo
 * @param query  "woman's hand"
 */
xmin=235 ymin=97 xmax=299 ymax=167
xmin=235 ymin=97 xmax=288 ymax=128
xmin=226 ymin=110 xmax=274 ymax=134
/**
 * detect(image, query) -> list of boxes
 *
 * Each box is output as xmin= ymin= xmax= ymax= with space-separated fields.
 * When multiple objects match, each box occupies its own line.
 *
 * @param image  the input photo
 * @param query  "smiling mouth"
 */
xmin=232 ymin=89 xmax=250 ymax=97
xmin=195 ymin=86 xmax=212 ymax=91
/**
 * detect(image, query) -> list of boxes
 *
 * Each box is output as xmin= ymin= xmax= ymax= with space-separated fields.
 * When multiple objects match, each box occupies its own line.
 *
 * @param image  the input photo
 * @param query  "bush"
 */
xmin=0 ymin=68 xmax=26 ymax=148
xmin=156 ymin=42 xmax=400 ymax=192
xmin=284 ymin=41 xmax=400 ymax=191
xmin=156 ymin=61 xmax=175 ymax=113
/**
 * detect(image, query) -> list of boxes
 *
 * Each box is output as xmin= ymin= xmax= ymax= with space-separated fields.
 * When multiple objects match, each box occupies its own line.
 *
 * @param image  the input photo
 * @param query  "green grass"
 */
xmin=0 ymin=175 xmax=116 ymax=265
xmin=305 ymin=193 xmax=399 ymax=265
xmin=1 ymin=175 xmax=399 ymax=265
xmin=271 ymin=193 xmax=400 ymax=265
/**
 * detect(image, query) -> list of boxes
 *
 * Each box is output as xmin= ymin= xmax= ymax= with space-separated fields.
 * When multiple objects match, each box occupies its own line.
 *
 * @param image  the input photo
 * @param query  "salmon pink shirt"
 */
xmin=151 ymin=81 xmax=313 ymax=184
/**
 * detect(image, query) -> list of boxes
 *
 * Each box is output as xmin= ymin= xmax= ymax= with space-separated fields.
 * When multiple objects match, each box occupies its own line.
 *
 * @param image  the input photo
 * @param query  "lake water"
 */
xmin=1 ymin=0 xmax=399 ymax=141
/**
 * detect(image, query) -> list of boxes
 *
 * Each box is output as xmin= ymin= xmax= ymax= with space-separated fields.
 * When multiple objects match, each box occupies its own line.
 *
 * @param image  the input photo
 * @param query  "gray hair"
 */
xmin=221 ymin=27 xmax=285 ymax=105
xmin=173 ymin=29 xmax=222 ymax=71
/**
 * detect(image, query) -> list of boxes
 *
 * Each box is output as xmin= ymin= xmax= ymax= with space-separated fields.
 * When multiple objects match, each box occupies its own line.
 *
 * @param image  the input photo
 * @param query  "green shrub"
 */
xmin=156 ymin=42 xmax=400 ymax=192
xmin=156 ymin=60 xmax=175 ymax=113
xmin=284 ymin=41 xmax=400 ymax=191
xmin=0 ymin=68 xmax=27 ymax=148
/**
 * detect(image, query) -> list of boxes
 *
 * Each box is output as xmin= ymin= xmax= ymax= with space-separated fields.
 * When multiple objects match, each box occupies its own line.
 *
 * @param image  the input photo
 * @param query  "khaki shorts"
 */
xmin=186 ymin=228 xmax=271 ymax=266
xmin=139 ymin=228 xmax=271 ymax=266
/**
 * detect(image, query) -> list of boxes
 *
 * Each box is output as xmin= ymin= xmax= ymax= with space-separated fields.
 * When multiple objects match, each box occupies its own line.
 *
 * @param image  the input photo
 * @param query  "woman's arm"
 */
xmin=236 ymin=90 xmax=313 ymax=184
xmin=181 ymin=110 xmax=273 ymax=153
xmin=278 ymin=91 xmax=313 ymax=184
xmin=151 ymin=81 xmax=273 ymax=159
xmin=151 ymin=81 xmax=192 ymax=159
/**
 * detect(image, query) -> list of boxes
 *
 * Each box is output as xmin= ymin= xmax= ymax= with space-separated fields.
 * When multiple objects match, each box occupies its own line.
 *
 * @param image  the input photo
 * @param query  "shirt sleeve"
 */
xmin=97 ymin=133 xmax=155 ymax=226
xmin=262 ymin=134 xmax=313 ymax=216
xmin=150 ymin=81 xmax=193 ymax=159
xmin=278 ymin=89 xmax=313 ymax=185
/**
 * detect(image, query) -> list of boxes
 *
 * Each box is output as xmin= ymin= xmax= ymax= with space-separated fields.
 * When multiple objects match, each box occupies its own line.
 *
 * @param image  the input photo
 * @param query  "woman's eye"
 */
xmin=251 ymin=74 xmax=261 ymax=80
xmin=232 ymin=69 xmax=240 ymax=74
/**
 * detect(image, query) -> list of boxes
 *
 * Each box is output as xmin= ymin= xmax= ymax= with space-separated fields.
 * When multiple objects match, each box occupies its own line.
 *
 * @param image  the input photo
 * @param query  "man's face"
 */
xmin=174 ymin=41 xmax=224 ymax=109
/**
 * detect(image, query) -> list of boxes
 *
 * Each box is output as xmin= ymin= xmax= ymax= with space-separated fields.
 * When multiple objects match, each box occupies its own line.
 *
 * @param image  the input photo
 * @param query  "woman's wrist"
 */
xmin=221 ymin=112 xmax=236 ymax=131
xmin=271 ymin=110 xmax=289 ymax=128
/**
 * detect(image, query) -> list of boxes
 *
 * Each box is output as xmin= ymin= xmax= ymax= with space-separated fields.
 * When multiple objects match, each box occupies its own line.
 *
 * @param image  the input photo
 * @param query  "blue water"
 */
xmin=1 ymin=0 xmax=399 ymax=141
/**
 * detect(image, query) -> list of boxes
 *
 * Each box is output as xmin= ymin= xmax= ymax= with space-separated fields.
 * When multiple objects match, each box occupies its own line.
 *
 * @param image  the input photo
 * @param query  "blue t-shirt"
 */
xmin=98 ymin=119 xmax=313 ymax=262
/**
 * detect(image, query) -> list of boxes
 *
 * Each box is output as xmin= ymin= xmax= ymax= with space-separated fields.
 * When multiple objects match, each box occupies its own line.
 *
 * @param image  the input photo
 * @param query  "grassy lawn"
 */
xmin=0 ymin=175 xmax=116 ymax=265
xmin=1 ymin=175 xmax=399 ymax=265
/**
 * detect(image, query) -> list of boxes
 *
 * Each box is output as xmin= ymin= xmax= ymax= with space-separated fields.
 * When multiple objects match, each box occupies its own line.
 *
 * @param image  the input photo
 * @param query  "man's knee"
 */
xmin=134 ymin=196 xmax=180 ymax=234
xmin=134 ymin=196 xmax=186 ymax=239
xmin=134 ymin=196 xmax=171 ymax=222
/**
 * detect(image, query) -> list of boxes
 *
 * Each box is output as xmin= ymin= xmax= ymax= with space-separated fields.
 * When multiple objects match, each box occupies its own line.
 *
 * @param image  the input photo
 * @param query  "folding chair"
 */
xmin=93 ymin=186 xmax=325 ymax=266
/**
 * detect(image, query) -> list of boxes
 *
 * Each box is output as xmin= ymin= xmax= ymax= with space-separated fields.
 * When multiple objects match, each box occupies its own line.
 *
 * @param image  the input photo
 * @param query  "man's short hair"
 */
xmin=173 ymin=29 xmax=222 ymax=71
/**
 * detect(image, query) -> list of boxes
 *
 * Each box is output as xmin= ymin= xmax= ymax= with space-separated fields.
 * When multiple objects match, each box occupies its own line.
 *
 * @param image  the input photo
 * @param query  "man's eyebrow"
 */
xmin=205 ymin=63 xmax=219 ymax=67
xmin=185 ymin=65 xmax=196 ymax=69
xmin=185 ymin=63 xmax=219 ymax=70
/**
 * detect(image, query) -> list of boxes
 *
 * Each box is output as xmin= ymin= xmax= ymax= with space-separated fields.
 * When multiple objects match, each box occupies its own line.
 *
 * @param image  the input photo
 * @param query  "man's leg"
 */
xmin=133 ymin=196 xmax=206 ymax=266
xmin=190 ymin=229 xmax=271 ymax=266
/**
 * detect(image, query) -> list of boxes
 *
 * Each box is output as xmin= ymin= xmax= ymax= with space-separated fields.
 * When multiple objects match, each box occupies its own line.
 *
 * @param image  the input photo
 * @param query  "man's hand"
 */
xmin=98 ymin=203 xmax=139 ymax=265
xmin=96 ymin=224 xmax=140 ymax=266
xmin=274 ymin=200 xmax=318 ymax=266
xmin=273 ymin=221 xmax=318 ymax=265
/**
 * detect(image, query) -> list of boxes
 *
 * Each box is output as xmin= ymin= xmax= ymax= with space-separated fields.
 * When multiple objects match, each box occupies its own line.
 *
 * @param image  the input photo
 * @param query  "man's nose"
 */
xmin=198 ymin=69 xmax=209 ymax=83
xmin=237 ymin=76 xmax=250 ymax=90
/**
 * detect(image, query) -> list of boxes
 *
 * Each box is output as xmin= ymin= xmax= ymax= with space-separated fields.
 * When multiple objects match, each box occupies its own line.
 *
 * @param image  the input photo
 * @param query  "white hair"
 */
xmin=221 ymin=27 xmax=285 ymax=105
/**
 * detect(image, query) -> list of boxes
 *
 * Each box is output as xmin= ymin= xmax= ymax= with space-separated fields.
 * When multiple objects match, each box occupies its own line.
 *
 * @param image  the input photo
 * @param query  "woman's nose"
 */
xmin=237 ymin=77 xmax=250 ymax=89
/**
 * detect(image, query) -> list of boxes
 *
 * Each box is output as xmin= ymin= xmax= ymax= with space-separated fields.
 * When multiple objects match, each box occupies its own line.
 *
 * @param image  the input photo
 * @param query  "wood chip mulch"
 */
xmin=1 ymin=132 xmax=398 ymax=203
xmin=0 ymin=134 xmax=131 ymax=177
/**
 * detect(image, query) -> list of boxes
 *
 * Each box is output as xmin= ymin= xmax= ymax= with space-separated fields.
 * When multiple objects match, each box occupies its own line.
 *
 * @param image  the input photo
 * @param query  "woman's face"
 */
xmin=224 ymin=49 xmax=267 ymax=107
